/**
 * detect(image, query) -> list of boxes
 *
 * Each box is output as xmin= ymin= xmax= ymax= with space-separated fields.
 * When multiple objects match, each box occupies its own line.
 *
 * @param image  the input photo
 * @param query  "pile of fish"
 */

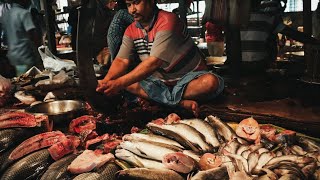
xmin=0 ymin=109 xmax=319 ymax=180
xmin=0 ymin=113 xmax=121 ymax=180
xmin=115 ymin=114 xmax=320 ymax=180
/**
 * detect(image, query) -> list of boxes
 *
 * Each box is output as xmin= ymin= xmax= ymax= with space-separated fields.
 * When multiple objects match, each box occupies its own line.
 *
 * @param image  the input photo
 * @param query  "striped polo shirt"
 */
xmin=117 ymin=9 xmax=205 ymax=83
xmin=240 ymin=12 xmax=285 ymax=62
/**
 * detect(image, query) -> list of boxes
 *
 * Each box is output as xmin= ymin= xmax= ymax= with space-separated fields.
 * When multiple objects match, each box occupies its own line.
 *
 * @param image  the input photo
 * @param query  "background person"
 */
xmin=2 ymin=0 xmax=43 ymax=76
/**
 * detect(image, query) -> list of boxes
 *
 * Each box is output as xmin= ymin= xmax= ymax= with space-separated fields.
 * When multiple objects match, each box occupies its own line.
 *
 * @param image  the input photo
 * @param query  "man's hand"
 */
xmin=96 ymin=79 xmax=123 ymax=96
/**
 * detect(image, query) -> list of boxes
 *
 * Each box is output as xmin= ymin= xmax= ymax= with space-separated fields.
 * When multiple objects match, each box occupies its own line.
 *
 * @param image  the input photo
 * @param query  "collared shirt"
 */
xmin=3 ymin=3 xmax=37 ymax=66
xmin=117 ymin=9 xmax=205 ymax=83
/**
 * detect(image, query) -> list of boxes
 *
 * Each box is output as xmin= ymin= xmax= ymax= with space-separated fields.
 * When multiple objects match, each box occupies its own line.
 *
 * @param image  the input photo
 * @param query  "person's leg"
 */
xmin=126 ymin=82 xmax=149 ymax=99
xmin=179 ymin=73 xmax=221 ymax=117
xmin=182 ymin=73 xmax=219 ymax=101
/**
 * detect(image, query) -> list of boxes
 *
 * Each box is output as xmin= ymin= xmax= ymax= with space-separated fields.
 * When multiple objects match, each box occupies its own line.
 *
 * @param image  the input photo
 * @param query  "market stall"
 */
xmin=0 ymin=0 xmax=320 ymax=179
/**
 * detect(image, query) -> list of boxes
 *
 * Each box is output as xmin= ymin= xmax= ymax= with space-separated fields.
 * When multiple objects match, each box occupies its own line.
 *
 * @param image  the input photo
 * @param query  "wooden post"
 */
xmin=178 ymin=0 xmax=187 ymax=25
xmin=43 ymin=0 xmax=57 ymax=55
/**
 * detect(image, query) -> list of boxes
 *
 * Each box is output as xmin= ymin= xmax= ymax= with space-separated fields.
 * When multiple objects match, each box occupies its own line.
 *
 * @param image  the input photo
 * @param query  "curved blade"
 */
xmin=76 ymin=0 xmax=121 ymax=114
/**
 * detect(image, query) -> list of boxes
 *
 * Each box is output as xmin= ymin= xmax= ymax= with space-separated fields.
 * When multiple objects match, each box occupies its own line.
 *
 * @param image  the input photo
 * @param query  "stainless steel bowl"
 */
xmin=26 ymin=100 xmax=86 ymax=128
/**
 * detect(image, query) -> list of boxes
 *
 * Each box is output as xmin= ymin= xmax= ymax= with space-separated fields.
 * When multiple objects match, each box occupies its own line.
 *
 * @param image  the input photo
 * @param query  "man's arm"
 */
xmin=116 ymin=56 xmax=163 ymax=88
xmin=102 ymin=57 xmax=130 ymax=82
xmin=97 ymin=56 xmax=163 ymax=96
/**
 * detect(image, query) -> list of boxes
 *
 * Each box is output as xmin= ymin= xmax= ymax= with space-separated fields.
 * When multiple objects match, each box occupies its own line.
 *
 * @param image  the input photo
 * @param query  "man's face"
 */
xmin=125 ymin=0 xmax=155 ymax=25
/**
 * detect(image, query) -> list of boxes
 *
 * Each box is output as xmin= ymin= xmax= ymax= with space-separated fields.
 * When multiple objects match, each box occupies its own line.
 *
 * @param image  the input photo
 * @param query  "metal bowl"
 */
xmin=26 ymin=100 xmax=86 ymax=128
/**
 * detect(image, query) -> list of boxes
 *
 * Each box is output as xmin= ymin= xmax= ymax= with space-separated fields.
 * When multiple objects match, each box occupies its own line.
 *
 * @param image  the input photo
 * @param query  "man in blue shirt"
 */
xmin=3 ymin=0 xmax=43 ymax=76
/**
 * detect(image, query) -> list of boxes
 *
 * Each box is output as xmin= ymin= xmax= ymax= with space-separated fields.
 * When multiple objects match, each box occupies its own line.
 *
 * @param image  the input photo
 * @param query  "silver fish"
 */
xmin=190 ymin=166 xmax=229 ymax=180
xmin=116 ymin=168 xmax=184 ymax=180
xmin=278 ymin=173 xmax=301 ymax=180
xmin=247 ymin=151 xmax=259 ymax=173
xmin=123 ymin=133 xmax=184 ymax=149
xmin=179 ymin=119 xmax=220 ymax=148
xmin=73 ymin=162 xmax=120 ymax=180
xmin=252 ymin=152 xmax=275 ymax=174
xmin=298 ymin=137 xmax=320 ymax=152
xmin=205 ymin=116 xmax=249 ymax=145
xmin=204 ymin=115 xmax=236 ymax=142
xmin=147 ymin=122 xmax=210 ymax=152
xmin=264 ymin=155 xmax=314 ymax=167
xmin=115 ymin=149 xmax=167 ymax=169
xmin=119 ymin=140 xmax=181 ymax=161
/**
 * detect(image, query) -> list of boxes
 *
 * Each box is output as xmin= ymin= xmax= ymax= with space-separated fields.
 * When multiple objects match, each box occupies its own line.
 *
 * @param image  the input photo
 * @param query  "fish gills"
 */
xmin=1 ymin=149 xmax=53 ymax=180
xmin=40 ymin=154 xmax=77 ymax=180
xmin=116 ymin=168 xmax=184 ymax=180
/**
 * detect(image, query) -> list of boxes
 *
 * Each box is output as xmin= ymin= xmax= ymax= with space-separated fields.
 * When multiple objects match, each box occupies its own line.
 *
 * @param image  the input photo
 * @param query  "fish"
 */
xmin=67 ymin=150 xmax=115 ymax=174
xmin=274 ymin=130 xmax=296 ymax=145
xmin=162 ymin=152 xmax=196 ymax=173
xmin=264 ymin=155 xmax=314 ymax=168
xmin=182 ymin=150 xmax=201 ymax=162
xmin=179 ymin=119 xmax=220 ymax=149
xmin=190 ymin=166 xmax=229 ymax=180
xmin=40 ymin=153 xmax=77 ymax=180
xmin=0 ymin=148 xmax=15 ymax=173
xmin=223 ymin=151 xmax=249 ymax=173
xmin=1 ymin=149 xmax=53 ymax=180
xmin=0 ymin=111 xmax=33 ymax=121
xmin=9 ymin=131 xmax=65 ymax=160
xmin=119 ymin=140 xmax=181 ymax=161
xmin=260 ymin=125 xmax=277 ymax=140
xmin=252 ymin=152 xmax=275 ymax=174
xmin=115 ymin=148 xmax=167 ymax=169
xmin=247 ymin=151 xmax=259 ymax=173
xmin=147 ymin=122 xmax=210 ymax=152
xmin=259 ymin=168 xmax=278 ymax=180
xmin=222 ymin=138 xmax=240 ymax=154
xmin=72 ymin=162 xmax=120 ymax=180
xmin=198 ymin=153 xmax=223 ymax=170
xmin=122 ymin=133 xmax=184 ymax=149
xmin=0 ymin=128 xmax=37 ymax=153
xmin=235 ymin=117 xmax=261 ymax=143
xmin=116 ymin=168 xmax=184 ymax=180
xmin=48 ymin=135 xmax=80 ymax=161
xmin=205 ymin=115 xmax=247 ymax=144
xmin=164 ymin=113 xmax=181 ymax=124
xmin=298 ymin=136 xmax=320 ymax=152
xmin=278 ymin=173 xmax=301 ymax=180
xmin=69 ymin=115 xmax=97 ymax=134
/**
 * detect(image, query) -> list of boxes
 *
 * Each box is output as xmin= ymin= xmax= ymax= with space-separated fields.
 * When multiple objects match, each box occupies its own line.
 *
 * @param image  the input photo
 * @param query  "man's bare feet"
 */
xmin=179 ymin=100 xmax=199 ymax=117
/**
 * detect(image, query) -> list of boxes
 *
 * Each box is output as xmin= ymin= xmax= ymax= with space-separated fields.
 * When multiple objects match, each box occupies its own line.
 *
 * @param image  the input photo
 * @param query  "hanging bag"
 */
xmin=38 ymin=45 xmax=76 ymax=72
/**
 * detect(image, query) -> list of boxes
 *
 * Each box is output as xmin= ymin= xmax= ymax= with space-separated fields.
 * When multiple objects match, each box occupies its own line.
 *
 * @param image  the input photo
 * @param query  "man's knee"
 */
xmin=199 ymin=74 xmax=219 ymax=92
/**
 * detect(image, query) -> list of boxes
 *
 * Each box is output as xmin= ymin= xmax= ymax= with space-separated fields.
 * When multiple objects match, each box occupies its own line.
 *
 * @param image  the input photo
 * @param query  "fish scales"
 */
xmin=0 ymin=128 xmax=36 ymax=153
xmin=0 ymin=148 xmax=15 ymax=173
xmin=40 ymin=154 xmax=77 ymax=180
xmin=116 ymin=168 xmax=184 ymax=180
xmin=120 ymin=140 xmax=181 ymax=161
xmin=1 ymin=149 xmax=53 ymax=180
xmin=124 ymin=133 xmax=184 ymax=149
xmin=71 ymin=162 xmax=120 ymax=180
xmin=147 ymin=123 xmax=210 ymax=152
xmin=179 ymin=119 xmax=220 ymax=149
xmin=115 ymin=149 xmax=167 ymax=169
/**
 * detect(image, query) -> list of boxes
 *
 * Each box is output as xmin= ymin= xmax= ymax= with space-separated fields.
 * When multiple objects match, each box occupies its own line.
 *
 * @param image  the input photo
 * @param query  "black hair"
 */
xmin=116 ymin=0 xmax=126 ymax=10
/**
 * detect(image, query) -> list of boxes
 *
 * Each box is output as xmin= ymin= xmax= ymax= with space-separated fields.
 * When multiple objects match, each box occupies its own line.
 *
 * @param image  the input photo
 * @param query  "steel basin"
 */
xmin=26 ymin=100 xmax=86 ymax=129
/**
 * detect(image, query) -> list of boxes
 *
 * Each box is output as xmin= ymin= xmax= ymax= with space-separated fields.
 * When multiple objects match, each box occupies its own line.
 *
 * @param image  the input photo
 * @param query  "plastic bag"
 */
xmin=38 ymin=45 xmax=76 ymax=72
